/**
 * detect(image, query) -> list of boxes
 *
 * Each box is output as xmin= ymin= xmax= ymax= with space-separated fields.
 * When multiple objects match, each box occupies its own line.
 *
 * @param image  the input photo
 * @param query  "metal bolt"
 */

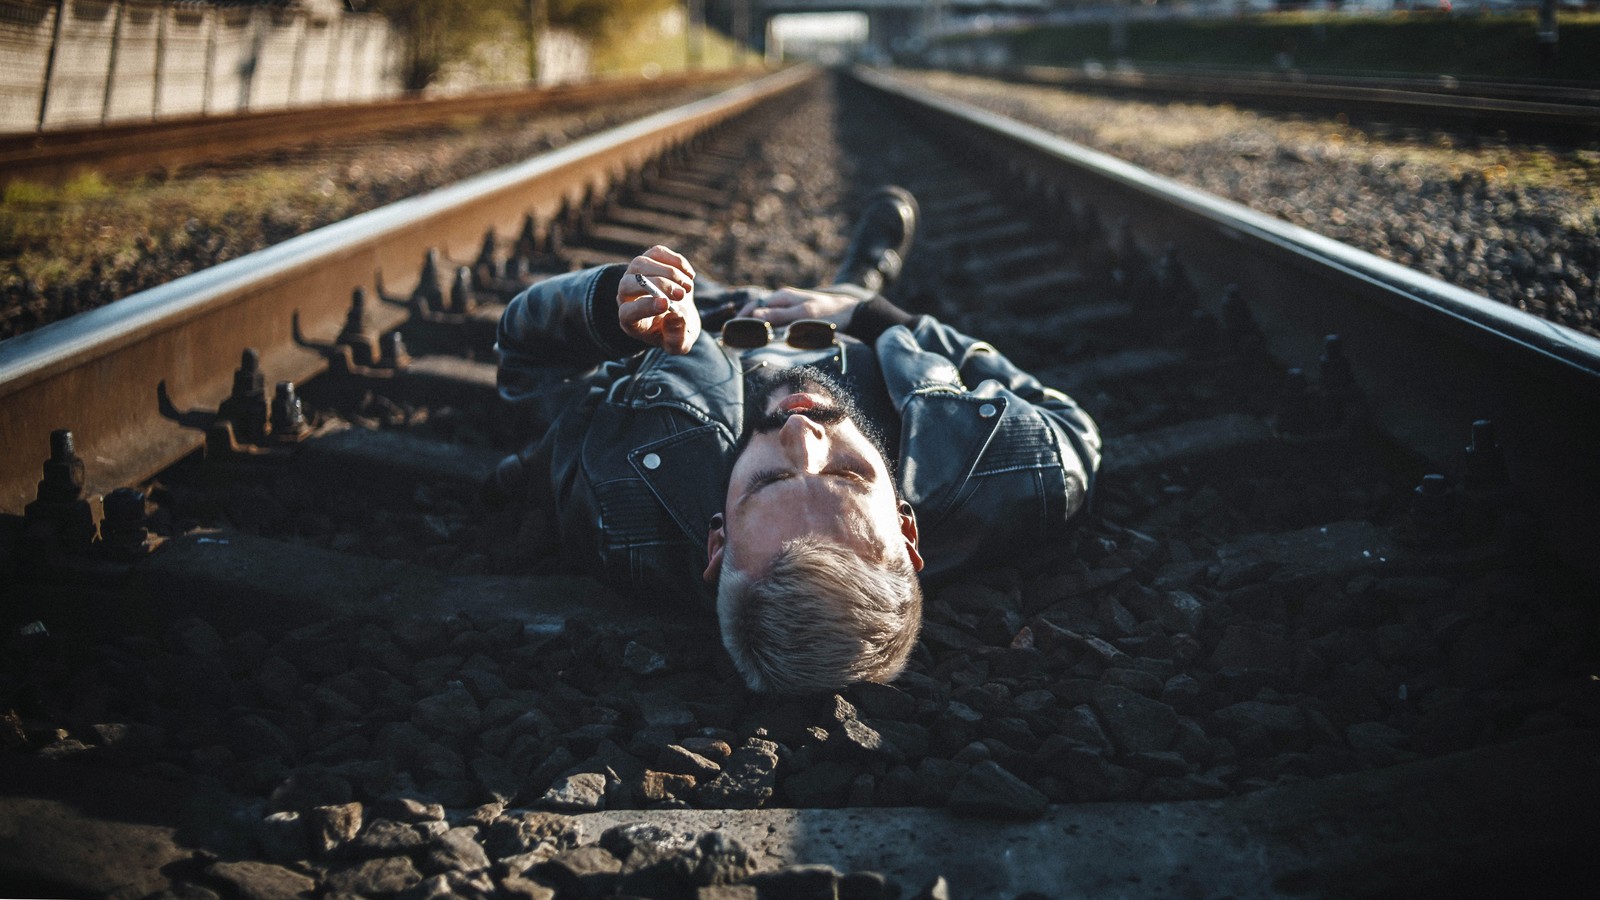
xmin=101 ymin=487 xmax=151 ymax=559
xmin=412 ymin=248 xmax=445 ymax=312
xmin=543 ymin=219 xmax=565 ymax=257
xmin=24 ymin=429 xmax=96 ymax=548
xmin=379 ymin=331 xmax=411 ymax=369
xmin=39 ymin=429 xmax=86 ymax=501
xmin=220 ymin=348 xmax=269 ymax=443
xmin=1464 ymin=419 xmax=1509 ymax=489
xmin=271 ymin=382 xmax=307 ymax=437
xmin=1319 ymin=335 xmax=1356 ymax=396
xmin=1411 ymin=473 xmax=1458 ymax=538
xmin=1115 ymin=220 xmax=1145 ymax=275
xmin=1220 ymin=284 xmax=1257 ymax=348
xmin=516 ymin=214 xmax=539 ymax=262
xmin=449 ymin=266 xmax=476 ymax=314
xmin=1274 ymin=368 xmax=1316 ymax=436
xmin=475 ymin=230 xmax=499 ymax=284
xmin=338 ymin=288 xmax=375 ymax=366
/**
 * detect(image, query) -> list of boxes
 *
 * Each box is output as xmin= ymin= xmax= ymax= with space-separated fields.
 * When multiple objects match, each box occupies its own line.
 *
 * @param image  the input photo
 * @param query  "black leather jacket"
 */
xmin=496 ymin=264 xmax=1102 ymax=608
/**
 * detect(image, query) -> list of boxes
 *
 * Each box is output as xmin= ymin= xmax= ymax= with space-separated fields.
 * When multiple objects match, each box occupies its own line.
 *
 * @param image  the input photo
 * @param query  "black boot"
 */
xmin=832 ymin=186 xmax=918 ymax=293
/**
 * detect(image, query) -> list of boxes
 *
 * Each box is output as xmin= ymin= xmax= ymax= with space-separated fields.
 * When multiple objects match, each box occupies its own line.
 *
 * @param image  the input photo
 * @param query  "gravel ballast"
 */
xmin=900 ymin=69 xmax=1600 ymax=339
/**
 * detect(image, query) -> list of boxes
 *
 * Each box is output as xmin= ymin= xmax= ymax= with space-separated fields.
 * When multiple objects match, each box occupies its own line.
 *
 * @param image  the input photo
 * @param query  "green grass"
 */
xmin=591 ymin=19 xmax=762 ymax=79
xmin=974 ymin=12 xmax=1600 ymax=83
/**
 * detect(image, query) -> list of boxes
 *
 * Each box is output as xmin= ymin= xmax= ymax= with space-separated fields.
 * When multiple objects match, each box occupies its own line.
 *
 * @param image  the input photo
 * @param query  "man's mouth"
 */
xmin=776 ymin=391 xmax=829 ymax=414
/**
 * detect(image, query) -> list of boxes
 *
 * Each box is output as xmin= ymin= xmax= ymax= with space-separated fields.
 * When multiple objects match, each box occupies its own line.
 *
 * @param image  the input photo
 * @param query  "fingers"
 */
xmin=623 ymin=246 xmax=695 ymax=303
xmin=737 ymin=290 xmax=800 ymax=319
xmin=641 ymin=245 xmax=695 ymax=281
xmin=620 ymin=293 xmax=671 ymax=335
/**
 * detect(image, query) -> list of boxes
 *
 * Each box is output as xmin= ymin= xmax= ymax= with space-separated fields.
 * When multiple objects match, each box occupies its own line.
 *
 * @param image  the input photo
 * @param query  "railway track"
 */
xmin=2 ymin=67 xmax=1597 ymax=896
xmin=951 ymin=63 xmax=1600 ymax=139
xmin=0 ymin=69 xmax=761 ymax=188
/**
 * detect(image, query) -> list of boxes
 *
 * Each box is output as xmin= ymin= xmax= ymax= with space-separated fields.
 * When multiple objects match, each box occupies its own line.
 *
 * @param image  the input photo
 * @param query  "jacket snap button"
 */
xmin=642 ymin=453 xmax=661 ymax=470
xmin=643 ymin=384 xmax=662 ymax=399
xmin=979 ymin=403 xmax=997 ymax=418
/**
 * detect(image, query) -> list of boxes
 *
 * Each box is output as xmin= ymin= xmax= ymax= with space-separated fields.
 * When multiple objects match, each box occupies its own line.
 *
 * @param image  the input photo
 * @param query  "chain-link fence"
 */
xmin=0 ymin=1 xmax=400 ymax=132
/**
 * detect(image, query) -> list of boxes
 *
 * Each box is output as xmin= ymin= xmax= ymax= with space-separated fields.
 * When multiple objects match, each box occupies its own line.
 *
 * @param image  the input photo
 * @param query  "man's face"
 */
xmin=703 ymin=367 xmax=922 ymax=581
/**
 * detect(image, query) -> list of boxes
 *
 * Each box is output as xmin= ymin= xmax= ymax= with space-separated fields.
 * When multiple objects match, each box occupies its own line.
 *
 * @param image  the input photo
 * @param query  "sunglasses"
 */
xmin=719 ymin=317 xmax=838 ymax=350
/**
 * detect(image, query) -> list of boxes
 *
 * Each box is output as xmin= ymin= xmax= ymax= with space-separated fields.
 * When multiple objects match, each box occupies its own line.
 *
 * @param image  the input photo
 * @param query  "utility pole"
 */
xmin=732 ymin=0 xmax=749 ymax=62
xmin=686 ymin=0 xmax=703 ymax=71
xmin=527 ymin=0 xmax=545 ymax=86
xmin=1537 ymin=0 xmax=1559 ymax=71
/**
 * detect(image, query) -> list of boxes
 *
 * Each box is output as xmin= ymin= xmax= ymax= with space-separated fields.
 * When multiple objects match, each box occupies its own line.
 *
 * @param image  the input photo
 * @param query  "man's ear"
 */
xmin=703 ymin=513 xmax=726 ymax=583
xmin=898 ymin=501 xmax=924 ymax=573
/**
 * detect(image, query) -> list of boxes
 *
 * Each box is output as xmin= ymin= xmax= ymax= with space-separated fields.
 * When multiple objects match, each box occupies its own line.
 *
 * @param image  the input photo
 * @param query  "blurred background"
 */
xmin=3 ymin=1 xmax=1593 ymax=133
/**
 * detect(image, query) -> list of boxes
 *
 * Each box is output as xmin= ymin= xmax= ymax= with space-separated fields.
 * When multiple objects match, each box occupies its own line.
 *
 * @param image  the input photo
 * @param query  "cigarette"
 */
xmin=634 ymin=273 xmax=671 ymax=301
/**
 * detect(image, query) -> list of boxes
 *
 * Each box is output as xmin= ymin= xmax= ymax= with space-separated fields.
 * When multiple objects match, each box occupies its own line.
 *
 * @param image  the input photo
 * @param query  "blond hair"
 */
xmin=717 ymin=537 xmax=923 ymax=694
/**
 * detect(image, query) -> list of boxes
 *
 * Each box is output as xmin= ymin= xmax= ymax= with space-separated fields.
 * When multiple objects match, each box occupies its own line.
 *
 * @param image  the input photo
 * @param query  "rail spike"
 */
xmin=450 ymin=266 xmax=477 ymax=315
xmin=1464 ymin=419 xmax=1509 ymax=491
xmin=101 ymin=487 xmax=152 ymax=560
xmin=22 ymin=429 xmax=97 ymax=550
xmin=338 ymin=288 xmax=377 ymax=367
xmin=412 ymin=248 xmax=446 ymax=313
xmin=271 ymin=382 xmax=310 ymax=443
xmin=217 ymin=349 xmax=270 ymax=445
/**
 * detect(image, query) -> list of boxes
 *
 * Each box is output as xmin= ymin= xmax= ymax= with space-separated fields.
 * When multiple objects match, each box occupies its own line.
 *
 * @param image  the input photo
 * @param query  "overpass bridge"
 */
xmin=749 ymin=1 xmax=1056 ymax=56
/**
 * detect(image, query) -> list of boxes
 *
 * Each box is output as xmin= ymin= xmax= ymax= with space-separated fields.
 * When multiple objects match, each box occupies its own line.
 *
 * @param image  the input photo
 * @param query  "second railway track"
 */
xmin=1 ymin=67 xmax=1597 ymax=896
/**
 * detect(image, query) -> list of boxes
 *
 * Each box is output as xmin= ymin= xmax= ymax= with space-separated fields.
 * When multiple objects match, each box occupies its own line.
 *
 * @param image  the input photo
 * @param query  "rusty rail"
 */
xmin=851 ymin=66 xmax=1600 ymax=578
xmin=943 ymin=64 xmax=1600 ymax=137
xmin=0 ymin=65 xmax=818 ymax=515
xmin=0 ymin=68 xmax=766 ymax=186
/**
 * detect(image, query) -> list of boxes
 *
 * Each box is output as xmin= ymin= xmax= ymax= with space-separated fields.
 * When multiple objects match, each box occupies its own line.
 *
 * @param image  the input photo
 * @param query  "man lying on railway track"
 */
xmin=491 ymin=187 xmax=1101 ymax=694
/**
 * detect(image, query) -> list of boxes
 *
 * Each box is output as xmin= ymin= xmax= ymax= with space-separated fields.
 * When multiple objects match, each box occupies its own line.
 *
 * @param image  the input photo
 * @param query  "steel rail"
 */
xmin=0 ymin=65 xmax=818 ymax=515
xmin=958 ymin=64 xmax=1600 ymax=135
xmin=852 ymin=66 xmax=1600 ymax=577
xmin=0 ymin=68 xmax=765 ymax=186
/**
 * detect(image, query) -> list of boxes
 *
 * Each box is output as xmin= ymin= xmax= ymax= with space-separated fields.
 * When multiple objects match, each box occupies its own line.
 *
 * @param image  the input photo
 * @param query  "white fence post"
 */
xmin=36 ymin=0 xmax=66 ymax=130
xmin=100 ymin=0 xmax=125 ymax=124
xmin=202 ymin=2 xmax=216 ymax=114
xmin=153 ymin=0 xmax=166 ymax=120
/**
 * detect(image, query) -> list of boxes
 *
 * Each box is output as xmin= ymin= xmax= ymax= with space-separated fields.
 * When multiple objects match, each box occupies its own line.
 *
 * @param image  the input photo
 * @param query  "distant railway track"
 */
xmin=1 ymin=66 xmax=1596 ymax=895
xmin=0 ymin=68 xmax=762 ymax=187
xmin=948 ymin=63 xmax=1600 ymax=138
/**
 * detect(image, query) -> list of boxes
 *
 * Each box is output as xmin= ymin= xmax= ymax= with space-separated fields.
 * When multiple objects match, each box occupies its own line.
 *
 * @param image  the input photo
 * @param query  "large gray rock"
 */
xmin=412 ymin=686 xmax=482 ymax=736
xmin=1125 ymin=588 xmax=1205 ymax=634
xmin=422 ymin=826 xmax=490 ymax=874
xmin=783 ymin=760 xmax=858 ymax=808
xmin=350 ymin=819 xmax=427 ymax=857
xmin=306 ymin=802 xmax=363 ymax=857
xmin=1090 ymin=685 xmax=1179 ymax=754
xmin=204 ymin=860 xmax=316 ymax=900
xmin=1214 ymin=702 xmax=1308 ymax=734
xmin=323 ymin=857 xmax=424 ymax=895
xmin=1208 ymin=626 xmax=1293 ymax=672
xmin=744 ymin=864 xmax=842 ymax=900
xmin=657 ymin=744 xmax=722 ymax=779
xmin=540 ymin=772 xmax=608 ymax=812
xmin=948 ymin=760 xmax=1048 ymax=820
xmin=254 ymin=811 xmax=307 ymax=862
xmin=697 ymin=741 xmax=779 ymax=809
xmin=482 ymin=811 xmax=581 ymax=858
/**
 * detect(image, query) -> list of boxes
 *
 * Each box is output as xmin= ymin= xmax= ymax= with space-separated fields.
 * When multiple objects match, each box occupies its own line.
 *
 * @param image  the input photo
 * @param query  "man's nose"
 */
xmin=779 ymin=413 xmax=828 ymax=468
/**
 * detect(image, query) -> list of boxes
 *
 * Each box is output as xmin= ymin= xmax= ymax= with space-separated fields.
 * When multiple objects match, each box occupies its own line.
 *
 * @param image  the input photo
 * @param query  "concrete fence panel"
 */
xmin=42 ymin=0 xmax=119 ymax=127
xmin=0 ymin=1 xmax=55 ymax=128
xmin=1 ymin=2 xmax=401 ymax=132
xmin=155 ymin=2 xmax=209 ymax=118
xmin=103 ymin=2 xmax=160 ymax=122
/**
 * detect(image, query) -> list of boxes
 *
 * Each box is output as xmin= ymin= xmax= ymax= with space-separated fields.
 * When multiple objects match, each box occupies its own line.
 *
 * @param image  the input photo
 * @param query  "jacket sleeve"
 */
xmin=497 ymin=264 xmax=636 ymax=389
xmin=897 ymin=316 xmax=1103 ymax=490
